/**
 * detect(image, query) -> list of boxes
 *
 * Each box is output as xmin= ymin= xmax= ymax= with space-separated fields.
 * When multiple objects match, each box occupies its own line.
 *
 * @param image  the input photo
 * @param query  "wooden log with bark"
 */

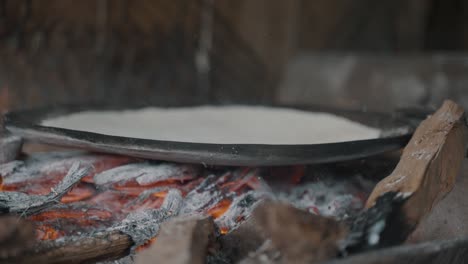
xmin=365 ymin=100 xmax=468 ymax=243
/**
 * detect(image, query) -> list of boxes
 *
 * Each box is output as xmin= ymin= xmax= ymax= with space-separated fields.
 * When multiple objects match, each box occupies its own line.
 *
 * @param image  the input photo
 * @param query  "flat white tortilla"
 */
xmin=41 ymin=106 xmax=381 ymax=144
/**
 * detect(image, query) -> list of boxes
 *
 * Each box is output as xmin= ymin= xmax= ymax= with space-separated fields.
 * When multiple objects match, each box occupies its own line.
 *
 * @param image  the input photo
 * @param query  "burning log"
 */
xmin=365 ymin=100 xmax=468 ymax=243
xmin=0 ymin=163 xmax=90 ymax=215
xmin=4 ymin=230 xmax=133 ymax=264
xmin=111 ymin=189 xmax=183 ymax=248
xmin=0 ymin=190 xmax=183 ymax=264
xmin=135 ymin=215 xmax=216 ymax=264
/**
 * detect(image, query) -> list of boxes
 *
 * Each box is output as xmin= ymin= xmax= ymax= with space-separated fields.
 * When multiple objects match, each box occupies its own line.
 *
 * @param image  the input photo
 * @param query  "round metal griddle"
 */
xmin=4 ymin=103 xmax=417 ymax=166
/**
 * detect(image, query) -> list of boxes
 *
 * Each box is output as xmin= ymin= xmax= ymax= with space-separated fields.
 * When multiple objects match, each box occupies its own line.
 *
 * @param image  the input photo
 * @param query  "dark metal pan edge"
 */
xmin=4 ymin=103 xmax=417 ymax=166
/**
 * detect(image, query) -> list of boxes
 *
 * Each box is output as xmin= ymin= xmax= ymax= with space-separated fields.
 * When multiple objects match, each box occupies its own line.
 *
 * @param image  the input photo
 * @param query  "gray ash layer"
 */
xmin=94 ymin=162 xmax=199 ymax=185
xmin=0 ymin=151 xmax=382 ymax=264
xmin=0 ymin=163 xmax=90 ymax=215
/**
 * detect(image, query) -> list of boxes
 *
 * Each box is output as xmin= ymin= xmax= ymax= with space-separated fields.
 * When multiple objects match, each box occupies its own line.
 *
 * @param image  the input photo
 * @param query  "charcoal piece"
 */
xmin=179 ymin=174 xmax=225 ymax=215
xmin=0 ymin=163 xmax=90 ymax=215
xmin=0 ymin=134 xmax=22 ymax=164
xmin=135 ymin=215 xmax=216 ymax=264
xmin=215 ymin=190 xmax=271 ymax=231
xmin=341 ymin=192 xmax=407 ymax=253
xmin=110 ymin=189 xmax=183 ymax=248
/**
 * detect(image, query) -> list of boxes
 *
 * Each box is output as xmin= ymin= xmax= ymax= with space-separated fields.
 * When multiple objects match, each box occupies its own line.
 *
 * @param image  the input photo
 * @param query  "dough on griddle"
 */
xmin=41 ymin=106 xmax=381 ymax=144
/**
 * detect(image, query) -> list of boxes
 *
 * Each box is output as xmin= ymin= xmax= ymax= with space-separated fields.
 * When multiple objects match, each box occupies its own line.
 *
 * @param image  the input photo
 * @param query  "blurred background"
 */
xmin=0 ymin=0 xmax=468 ymax=112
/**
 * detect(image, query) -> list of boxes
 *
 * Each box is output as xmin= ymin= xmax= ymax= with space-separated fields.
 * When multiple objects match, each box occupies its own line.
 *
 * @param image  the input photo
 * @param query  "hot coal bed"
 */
xmin=0 ymin=149 xmax=402 ymax=264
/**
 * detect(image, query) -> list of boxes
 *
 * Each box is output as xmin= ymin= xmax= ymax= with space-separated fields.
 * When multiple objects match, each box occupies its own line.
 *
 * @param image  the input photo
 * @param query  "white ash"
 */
xmin=367 ymin=220 xmax=386 ymax=245
xmin=161 ymin=189 xmax=184 ymax=217
xmin=0 ymin=160 xmax=25 ymax=179
xmin=136 ymin=163 xmax=198 ymax=185
xmin=110 ymin=209 xmax=162 ymax=248
xmin=97 ymin=255 xmax=135 ymax=264
xmin=0 ymin=163 xmax=90 ymax=215
xmin=276 ymin=181 xmax=364 ymax=220
xmin=1 ymin=151 xmax=96 ymax=184
xmin=41 ymin=106 xmax=381 ymax=144
xmin=93 ymin=162 xmax=197 ymax=186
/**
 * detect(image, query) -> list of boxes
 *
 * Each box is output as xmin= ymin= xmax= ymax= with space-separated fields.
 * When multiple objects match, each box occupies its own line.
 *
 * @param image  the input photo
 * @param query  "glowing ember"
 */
xmin=29 ymin=208 xmax=113 ymax=223
xmin=35 ymin=224 xmax=63 ymax=240
xmin=207 ymin=199 xmax=232 ymax=219
xmin=135 ymin=237 xmax=158 ymax=252
xmin=60 ymin=184 xmax=96 ymax=203
xmin=219 ymin=227 xmax=229 ymax=235
xmin=0 ymin=151 xmax=372 ymax=249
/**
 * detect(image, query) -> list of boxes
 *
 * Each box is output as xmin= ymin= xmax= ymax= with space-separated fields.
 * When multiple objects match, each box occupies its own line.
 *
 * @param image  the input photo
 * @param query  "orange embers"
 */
xmin=218 ymin=168 xmax=260 ymax=193
xmin=135 ymin=237 xmax=158 ymax=252
xmin=61 ymin=184 xmax=96 ymax=203
xmin=1 ymin=175 xmax=62 ymax=195
xmin=30 ymin=208 xmax=114 ymax=240
xmin=207 ymin=199 xmax=232 ymax=219
xmin=29 ymin=208 xmax=113 ymax=224
xmin=123 ymin=190 xmax=168 ymax=213
xmin=35 ymin=224 xmax=63 ymax=240
xmin=1 ymin=153 xmax=269 ymax=245
xmin=219 ymin=227 xmax=229 ymax=235
xmin=80 ymin=156 xmax=138 ymax=183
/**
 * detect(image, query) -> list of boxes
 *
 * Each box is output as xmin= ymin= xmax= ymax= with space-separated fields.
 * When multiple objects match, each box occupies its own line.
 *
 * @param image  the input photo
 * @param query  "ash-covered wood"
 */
xmin=111 ymin=189 xmax=183 ymax=248
xmin=135 ymin=215 xmax=216 ymax=264
xmin=0 ymin=163 xmax=90 ymax=215
xmin=2 ymin=230 xmax=133 ymax=264
xmin=239 ymin=201 xmax=347 ymax=264
xmin=0 ymin=189 xmax=183 ymax=264
xmin=366 ymin=100 xmax=468 ymax=242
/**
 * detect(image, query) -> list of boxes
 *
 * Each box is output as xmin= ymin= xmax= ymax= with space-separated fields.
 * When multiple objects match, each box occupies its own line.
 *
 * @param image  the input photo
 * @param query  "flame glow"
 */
xmin=0 ymin=152 xmax=369 ymax=250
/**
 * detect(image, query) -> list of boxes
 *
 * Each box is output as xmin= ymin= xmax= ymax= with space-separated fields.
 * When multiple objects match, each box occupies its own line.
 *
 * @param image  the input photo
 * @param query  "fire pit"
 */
xmin=0 ymin=100 xmax=466 ymax=264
